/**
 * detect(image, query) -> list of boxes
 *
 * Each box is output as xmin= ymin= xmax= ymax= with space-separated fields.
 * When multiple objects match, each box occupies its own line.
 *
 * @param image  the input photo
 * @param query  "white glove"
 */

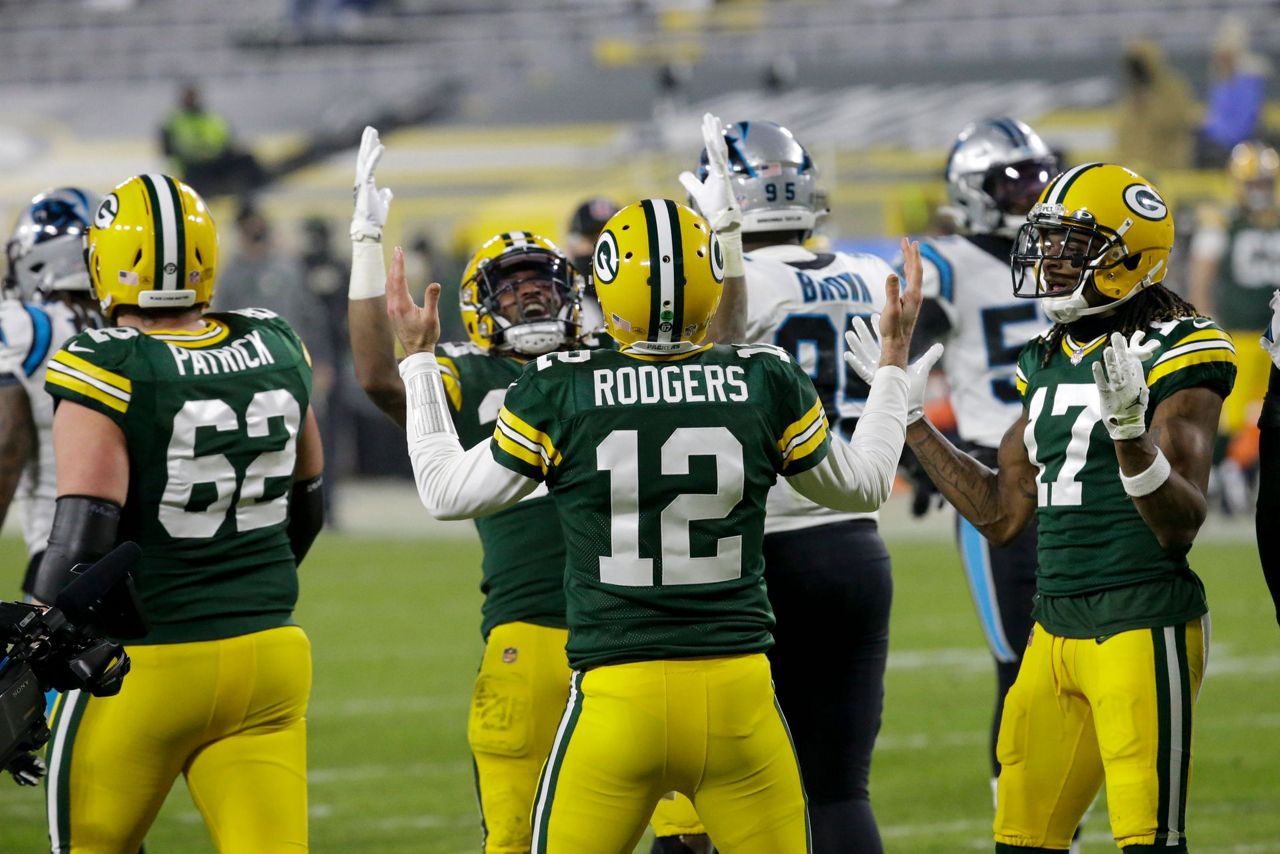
xmin=1092 ymin=330 xmax=1160 ymax=441
xmin=351 ymin=126 xmax=393 ymax=243
xmin=1261 ymin=290 xmax=1280 ymax=369
xmin=843 ymin=314 xmax=944 ymax=424
xmin=678 ymin=113 xmax=744 ymax=277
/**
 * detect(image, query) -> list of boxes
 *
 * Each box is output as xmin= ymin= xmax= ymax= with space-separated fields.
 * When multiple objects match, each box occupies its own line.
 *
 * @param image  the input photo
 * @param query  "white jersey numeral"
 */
xmin=159 ymin=390 xmax=301 ymax=538
xmin=596 ymin=426 xmax=744 ymax=586
xmin=1024 ymin=383 xmax=1102 ymax=507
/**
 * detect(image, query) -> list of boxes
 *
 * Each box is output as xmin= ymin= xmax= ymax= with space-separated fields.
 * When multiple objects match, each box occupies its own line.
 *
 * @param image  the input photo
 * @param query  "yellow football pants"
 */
xmin=469 ymin=622 xmax=704 ymax=853
xmin=531 ymin=654 xmax=809 ymax=854
xmin=45 ymin=626 xmax=311 ymax=854
xmin=994 ymin=618 xmax=1207 ymax=850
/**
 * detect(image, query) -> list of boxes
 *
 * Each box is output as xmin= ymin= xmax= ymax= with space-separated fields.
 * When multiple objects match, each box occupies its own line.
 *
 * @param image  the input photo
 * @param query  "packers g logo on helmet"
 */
xmin=1011 ymin=163 xmax=1173 ymax=324
xmin=87 ymin=174 xmax=218 ymax=318
xmin=593 ymin=199 xmax=723 ymax=352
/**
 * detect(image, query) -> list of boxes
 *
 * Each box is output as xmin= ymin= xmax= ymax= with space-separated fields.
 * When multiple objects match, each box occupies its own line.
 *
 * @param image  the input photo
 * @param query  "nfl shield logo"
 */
xmin=502 ymin=647 xmax=518 ymax=664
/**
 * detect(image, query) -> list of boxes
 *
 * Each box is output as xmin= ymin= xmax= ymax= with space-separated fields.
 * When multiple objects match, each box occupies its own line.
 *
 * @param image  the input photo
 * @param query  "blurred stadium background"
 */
xmin=2 ymin=0 xmax=1280 ymax=851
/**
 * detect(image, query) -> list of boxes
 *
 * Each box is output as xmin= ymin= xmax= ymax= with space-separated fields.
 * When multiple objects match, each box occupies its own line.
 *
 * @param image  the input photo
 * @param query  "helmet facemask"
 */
xmin=467 ymin=249 xmax=581 ymax=357
xmin=1011 ymin=208 xmax=1162 ymax=324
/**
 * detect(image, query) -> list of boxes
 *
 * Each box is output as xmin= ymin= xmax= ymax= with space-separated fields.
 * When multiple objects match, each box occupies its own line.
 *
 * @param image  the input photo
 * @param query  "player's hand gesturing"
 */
xmin=385 ymin=246 xmax=441 ymax=356
xmin=877 ymin=237 xmax=924 ymax=368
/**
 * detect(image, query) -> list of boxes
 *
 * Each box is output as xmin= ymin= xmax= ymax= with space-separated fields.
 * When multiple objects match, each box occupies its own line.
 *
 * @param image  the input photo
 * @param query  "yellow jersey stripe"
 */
xmin=1016 ymin=375 xmax=1028 ymax=396
xmin=1146 ymin=347 xmax=1237 ymax=386
xmin=1061 ymin=334 xmax=1107 ymax=360
xmin=46 ymin=370 xmax=129 ymax=413
xmin=1166 ymin=328 xmax=1233 ymax=349
xmin=497 ymin=407 xmax=561 ymax=467
xmin=778 ymin=398 xmax=824 ymax=454
xmin=146 ymin=320 xmax=231 ymax=348
xmin=783 ymin=416 xmax=828 ymax=466
xmin=493 ymin=424 xmax=546 ymax=473
xmin=441 ymin=373 xmax=462 ymax=411
xmin=49 ymin=351 xmax=132 ymax=394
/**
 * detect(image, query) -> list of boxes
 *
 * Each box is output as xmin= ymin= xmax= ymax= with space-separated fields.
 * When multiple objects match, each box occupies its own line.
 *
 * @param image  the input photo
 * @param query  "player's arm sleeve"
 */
xmin=1257 ymin=365 xmax=1280 ymax=627
xmin=785 ymin=365 xmax=909 ymax=511
xmin=399 ymin=352 xmax=538 ymax=520
xmin=43 ymin=344 xmax=133 ymax=424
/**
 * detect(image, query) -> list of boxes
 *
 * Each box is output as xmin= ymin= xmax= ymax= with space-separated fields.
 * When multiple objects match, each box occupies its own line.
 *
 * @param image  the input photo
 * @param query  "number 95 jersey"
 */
xmin=44 ymin=309 xmax=313 ymax=644
xmin=743 ymin=245 xmax=887 ymax=533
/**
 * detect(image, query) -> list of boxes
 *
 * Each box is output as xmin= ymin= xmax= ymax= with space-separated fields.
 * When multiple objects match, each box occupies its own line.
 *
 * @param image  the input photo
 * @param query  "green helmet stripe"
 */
xmin=140 ymin=175 xmax=168 ymax=290
xmin=641 ymin=199 xmax=664 ymax=340
xmin=162 ymin=176 xmax=187 ymax=291
xmin=664 ymin=199 xmax=686 ymax=339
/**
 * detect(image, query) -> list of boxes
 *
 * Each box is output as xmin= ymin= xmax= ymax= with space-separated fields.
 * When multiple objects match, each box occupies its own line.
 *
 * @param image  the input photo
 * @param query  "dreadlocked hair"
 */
xmin=1040 ymin=285 xmax=1199 ymax=368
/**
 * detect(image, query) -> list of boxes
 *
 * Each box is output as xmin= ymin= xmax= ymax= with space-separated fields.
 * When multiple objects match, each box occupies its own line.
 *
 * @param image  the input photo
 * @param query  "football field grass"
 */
xmin=1 ymin=529 xmax=1277 ymax=853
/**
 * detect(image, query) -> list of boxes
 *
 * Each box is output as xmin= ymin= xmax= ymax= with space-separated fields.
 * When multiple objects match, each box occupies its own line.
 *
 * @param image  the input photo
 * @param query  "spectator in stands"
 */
xmin=1115 ymin=39 xmax=1197 ymax=174
xmin=1195 ymin=16 xmax=1270 ymax=169
xmin=160 ymin=83 xmax=264 ymax=198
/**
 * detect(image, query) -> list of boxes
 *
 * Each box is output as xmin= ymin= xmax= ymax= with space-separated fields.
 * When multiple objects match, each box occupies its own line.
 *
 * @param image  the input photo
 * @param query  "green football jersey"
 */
xmin=489 ymin=343 xmax=831 ymax=671
xmin=45 ymin=310 xmax=312 ymax=644
xmin=436 ymin=342 xmax=567 ymax=638
xmin=1214 ymin=216 xmax=1280 ymax=330
xmin=1014 ymin=316 xmax=1236 ymax=637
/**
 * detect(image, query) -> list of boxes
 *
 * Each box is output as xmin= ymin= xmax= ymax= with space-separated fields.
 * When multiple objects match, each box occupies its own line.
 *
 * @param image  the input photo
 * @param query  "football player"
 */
xmin=345 ymin=127 xmax=711 ymax=854
xmin=0 ymin=188 xmax=105 ymax=595
xmin=384 ymin=193 xmax=922 ymax=852
xmin=847 ymin=163 xmax=1234 ymax=852
xmin=680 ymin=119 xmax=936 ymax=853
xmin=909 ymin=118 xmax=1058 ymax=797
xmin=1188 ymin=141 xmax=1280 ymax=510
xmin=1257 ymin=291 xmax=1280 ymax=628
xmin=32 ymin=174 xmax=324 ymax=852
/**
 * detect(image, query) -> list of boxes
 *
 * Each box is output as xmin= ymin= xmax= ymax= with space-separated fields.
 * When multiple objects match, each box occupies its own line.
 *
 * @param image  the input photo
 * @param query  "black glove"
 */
xmin=6 ymin=752 xmax=46 ymax=786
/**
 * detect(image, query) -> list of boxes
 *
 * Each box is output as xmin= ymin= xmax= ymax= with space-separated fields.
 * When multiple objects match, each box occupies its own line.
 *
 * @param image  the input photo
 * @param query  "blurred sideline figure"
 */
xmin=849 ymin=163 xmax=1234 ymax=852
xmin=909 ymin=117 xmax=1057 ymax=821
xmin=384 ymin=171 xmax=921 ymax=850
xmin=160 ymin=83 xmax=264 ymax=198
xmin=685 ymin=118 xmax=911 ymax=853
xmin=564 ymin=196 xmax=621 ymax=334
xmin=1257 ymin=291 xmax=1280 ymax=628
xmin=345 ymin=127 xmax=706 ymax=854
xmin=1 ymin=188 xmax=105 ymax=598
xmin=1189 ymin=141 xmax=1280 ymax=513
xmin=32 ymin=175 xmax=323 ymax=852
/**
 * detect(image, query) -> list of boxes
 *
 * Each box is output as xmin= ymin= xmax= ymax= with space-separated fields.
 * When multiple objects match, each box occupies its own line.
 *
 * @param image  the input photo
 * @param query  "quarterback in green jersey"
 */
xmin=32 ymin=175 xmax=324 ymax=852
xmin=384 ymin=194 xmax=920 ymax=852
xmin=849 ymin=163 xmax=1235 ymax=853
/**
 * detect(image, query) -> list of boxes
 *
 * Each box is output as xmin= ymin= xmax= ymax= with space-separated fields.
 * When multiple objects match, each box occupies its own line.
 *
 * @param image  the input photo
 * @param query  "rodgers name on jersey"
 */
xmin=1015 ymin=317 xmax=1237 ymax=636
xmin=43 ymin=309 xmax=312 ymax=644
xmin=743 ymin=245 xmax=887 ymax=533
xmin=435 ymin=341 xmax=567 ymax=639
xmin=490 ymin=344 xmax=829 ymax=671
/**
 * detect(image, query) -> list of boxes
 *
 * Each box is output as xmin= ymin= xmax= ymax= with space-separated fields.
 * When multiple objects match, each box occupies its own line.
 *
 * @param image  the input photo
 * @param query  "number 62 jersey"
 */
xmin=43 ymin=309 xmax=313 ymax=644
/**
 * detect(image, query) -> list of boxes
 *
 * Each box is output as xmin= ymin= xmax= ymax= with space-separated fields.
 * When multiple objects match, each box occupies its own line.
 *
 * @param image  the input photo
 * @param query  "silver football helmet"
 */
xmin=698 ymin=120 xmax=826 ymax=235
xmin=945 ymin=118 xmax=1060 ymax=238
xmin=4 ymin=187 xmax=102 ymax=301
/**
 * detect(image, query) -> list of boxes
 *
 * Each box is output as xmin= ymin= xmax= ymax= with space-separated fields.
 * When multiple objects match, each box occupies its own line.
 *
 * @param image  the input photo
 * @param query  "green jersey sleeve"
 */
xmin=490 ymin=367 xmax=562 ymax=482
xmin=1146 ymin=318 xmax=1237 ymax=404
xmin=766 ymin=347 xmax=831 ymax=476
xmin=44 ymin=328 xmax=140 ymax=426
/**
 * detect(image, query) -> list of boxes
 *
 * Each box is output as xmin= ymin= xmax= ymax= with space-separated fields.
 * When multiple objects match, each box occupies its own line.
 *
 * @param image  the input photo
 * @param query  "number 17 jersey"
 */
xmin=44 ymin=310 xmax=313 ymax=644
xmin=488 ymin=344 xmax=831 ymax=671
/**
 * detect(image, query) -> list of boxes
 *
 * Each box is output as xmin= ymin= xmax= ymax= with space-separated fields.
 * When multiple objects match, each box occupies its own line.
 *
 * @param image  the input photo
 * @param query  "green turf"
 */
xmin=0 ymin=532 xmax=1276 ymax=853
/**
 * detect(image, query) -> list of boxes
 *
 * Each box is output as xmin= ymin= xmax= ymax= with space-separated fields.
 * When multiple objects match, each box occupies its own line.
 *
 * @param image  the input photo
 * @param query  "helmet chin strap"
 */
xmin=1044 ymin=261 xmax=1164 ymax=324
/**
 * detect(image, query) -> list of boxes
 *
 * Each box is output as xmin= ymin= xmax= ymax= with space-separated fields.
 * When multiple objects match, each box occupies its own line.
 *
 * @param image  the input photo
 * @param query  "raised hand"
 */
xmin=877 ymin=238 xmax=925 ymax=368
xmin=844 ymin=313 xmax=943 ymax=424
xmin=351 ymin=126 xmax=394 ymax=243
xmin=385 ymin=247 xmax=441 ymax=356
xmin=1093 ymin=330 xmax=1159 ymax=441
xmin=677 ymin=112 xmax=742 ymax=235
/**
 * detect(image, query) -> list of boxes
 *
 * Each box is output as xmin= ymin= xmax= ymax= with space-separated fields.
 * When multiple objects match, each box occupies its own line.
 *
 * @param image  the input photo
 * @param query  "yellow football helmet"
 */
xmin=1011 ymin=162 xmax=1173 ymax=324
xmin=87 ymin=174 xmax=218 ymax=318
xmin=592 ymin=199 xmax=724 ymax=351
xmin=460 ymin=231 xmax=583 ymax=356
xmin=1228 ymin=141 xmax=1279 ymax=212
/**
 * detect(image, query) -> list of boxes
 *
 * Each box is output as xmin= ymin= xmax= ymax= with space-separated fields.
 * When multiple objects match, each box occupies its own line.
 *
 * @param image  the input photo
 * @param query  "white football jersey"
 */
xmin=0 ymin=299 xmax=97 ymax=555
xmin=916 ymin=235 xmax=1049 ymax=448
xmin=743 ymin=244 xmax=889 ymax=534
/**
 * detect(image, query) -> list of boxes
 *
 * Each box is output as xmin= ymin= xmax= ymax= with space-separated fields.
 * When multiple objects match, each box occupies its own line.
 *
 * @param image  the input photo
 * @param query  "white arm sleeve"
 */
xmin=349 ymin=240 xmax=387 ymax=300
xmin=785 ymin=365 xmax=909 ymax=512
xmin=399 ymin=352 xmax=539 ymax=519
